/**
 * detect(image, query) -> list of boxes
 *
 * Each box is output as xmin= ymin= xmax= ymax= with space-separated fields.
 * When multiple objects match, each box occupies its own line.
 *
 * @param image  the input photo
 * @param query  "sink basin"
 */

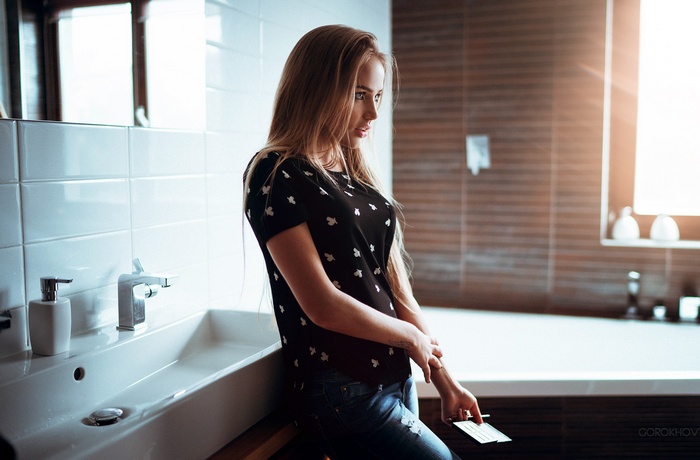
xmin=0 ymin=309 xmax=283 ymax=459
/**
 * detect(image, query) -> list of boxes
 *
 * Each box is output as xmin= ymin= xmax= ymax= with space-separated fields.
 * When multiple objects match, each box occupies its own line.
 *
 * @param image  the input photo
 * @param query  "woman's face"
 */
xmin=344 ymin=56 xmax=385 ymax=149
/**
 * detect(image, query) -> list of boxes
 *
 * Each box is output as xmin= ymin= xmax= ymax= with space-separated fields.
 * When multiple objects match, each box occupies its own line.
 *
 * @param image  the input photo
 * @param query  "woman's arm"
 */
xmin=266 ymin=222 xmax=442 ymax=382
xmin=391 ymin=255 xmax=484 ymax=425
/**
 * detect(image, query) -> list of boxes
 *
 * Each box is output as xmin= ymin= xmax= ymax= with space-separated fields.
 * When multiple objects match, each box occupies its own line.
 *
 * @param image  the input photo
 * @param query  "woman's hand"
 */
xmin=402 ymin=329 xmax=443 ymax=384
xmin=440 ymin=385 xmax=483 ymax=426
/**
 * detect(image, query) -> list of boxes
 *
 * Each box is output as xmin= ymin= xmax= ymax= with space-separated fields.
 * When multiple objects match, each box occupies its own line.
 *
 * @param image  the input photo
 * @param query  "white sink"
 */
xmin=0 ymin=309 xmax=283 ymax=459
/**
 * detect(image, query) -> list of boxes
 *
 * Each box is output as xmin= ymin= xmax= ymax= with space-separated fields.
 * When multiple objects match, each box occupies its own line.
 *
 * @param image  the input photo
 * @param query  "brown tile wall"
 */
xmin=392 ymin=0 xmax=699 ymax=317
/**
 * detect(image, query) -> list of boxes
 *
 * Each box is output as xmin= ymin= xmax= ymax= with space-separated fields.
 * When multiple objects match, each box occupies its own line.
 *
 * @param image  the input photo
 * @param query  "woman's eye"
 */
xmin=355 ymin=92 xmax=365 ymax=101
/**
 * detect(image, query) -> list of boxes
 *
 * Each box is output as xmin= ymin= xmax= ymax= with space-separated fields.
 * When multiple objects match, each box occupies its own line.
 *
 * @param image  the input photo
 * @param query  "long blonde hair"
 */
xmin=244 ymin=24 xmax=411 ymax=296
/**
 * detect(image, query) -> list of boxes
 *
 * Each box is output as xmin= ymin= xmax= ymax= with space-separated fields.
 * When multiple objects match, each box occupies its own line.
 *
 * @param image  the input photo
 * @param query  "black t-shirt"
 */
xmin=244 ymin=151 xmax=411 ymax=387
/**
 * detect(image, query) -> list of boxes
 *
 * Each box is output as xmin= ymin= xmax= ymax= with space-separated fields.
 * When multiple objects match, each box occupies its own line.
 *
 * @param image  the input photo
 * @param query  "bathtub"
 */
xmin=413 ymin=307 xmax=700 ymax=398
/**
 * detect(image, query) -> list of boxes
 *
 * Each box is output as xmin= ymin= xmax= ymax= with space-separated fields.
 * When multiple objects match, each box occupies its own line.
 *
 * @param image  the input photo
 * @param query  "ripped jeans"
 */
xmin=289 ymin=368 xmax=460 ymax=460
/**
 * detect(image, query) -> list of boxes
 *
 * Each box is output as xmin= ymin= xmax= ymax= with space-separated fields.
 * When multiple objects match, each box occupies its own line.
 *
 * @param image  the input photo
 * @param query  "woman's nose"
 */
xmin=365 ymin=104 xmax=378 ymax=120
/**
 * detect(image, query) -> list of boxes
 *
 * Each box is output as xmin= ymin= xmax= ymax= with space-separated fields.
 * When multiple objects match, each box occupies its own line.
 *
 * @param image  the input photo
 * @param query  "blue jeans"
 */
xmin=288 ymin=368 xmax=460 ymax=459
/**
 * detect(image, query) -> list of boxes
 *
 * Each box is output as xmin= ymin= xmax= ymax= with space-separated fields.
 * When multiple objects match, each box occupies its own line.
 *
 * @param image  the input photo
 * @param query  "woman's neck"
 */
xmin=317 ymin=148 xmax=344 ymax=172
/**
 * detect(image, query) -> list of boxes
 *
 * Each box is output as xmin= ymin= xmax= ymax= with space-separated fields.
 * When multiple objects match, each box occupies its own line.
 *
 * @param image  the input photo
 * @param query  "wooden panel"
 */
xmin=393 ymin=0 xmax=465 ymax=305
xmin=419 ymin=396 xmax=700 ymax=459
xmin=419 ymin=397 xmax=564 ymax=459
xmin=462 ymin=0 xmax=555 ymax=306
xmin=393 ymin=0 xmax=700 ymax=315
xmin=562 ymin=397 xmax=700 ymax=458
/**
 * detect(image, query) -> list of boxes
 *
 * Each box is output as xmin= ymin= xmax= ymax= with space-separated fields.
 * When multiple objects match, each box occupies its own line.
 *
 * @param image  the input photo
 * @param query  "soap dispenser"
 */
xmin=28 ymin=277 xmax=73 ymax=356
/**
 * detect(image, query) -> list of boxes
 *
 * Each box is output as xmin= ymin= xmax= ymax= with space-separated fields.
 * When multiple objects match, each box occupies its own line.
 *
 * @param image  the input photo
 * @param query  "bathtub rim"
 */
xmin=413 ymin=307 xmax=700 ymax=398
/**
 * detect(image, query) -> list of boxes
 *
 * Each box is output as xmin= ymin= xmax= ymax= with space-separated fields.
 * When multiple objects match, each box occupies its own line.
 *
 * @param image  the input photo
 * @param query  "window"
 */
xmin=55 ymin=3 xmax=135 ymax=125
xmin=142 ymin=0 xmax=205 ymax=130
xmin=634 ymin=0 xmax=700 ymax=216
xmin=605 ymin=0 xmax=700 ymax=242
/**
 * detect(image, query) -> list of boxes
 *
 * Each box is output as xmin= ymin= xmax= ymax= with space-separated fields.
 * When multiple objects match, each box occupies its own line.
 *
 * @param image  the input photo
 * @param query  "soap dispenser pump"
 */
xmin=28 ymin=277 xmax=73 ymax=356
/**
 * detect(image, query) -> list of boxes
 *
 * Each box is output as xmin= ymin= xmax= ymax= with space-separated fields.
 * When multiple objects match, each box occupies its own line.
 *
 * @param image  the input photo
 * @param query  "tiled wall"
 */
xmin=0 ymin=0 xmax=391 ymax=357
xmin=1 ymin=121 xmax=210 ymax=336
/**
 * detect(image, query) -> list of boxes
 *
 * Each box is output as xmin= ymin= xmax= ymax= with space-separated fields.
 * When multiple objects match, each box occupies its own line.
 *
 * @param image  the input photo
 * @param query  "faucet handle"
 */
xmin=132 ymin=258 xmax=145 ymax=274
xmin=126 ymin=258 xmax=178 ymax=287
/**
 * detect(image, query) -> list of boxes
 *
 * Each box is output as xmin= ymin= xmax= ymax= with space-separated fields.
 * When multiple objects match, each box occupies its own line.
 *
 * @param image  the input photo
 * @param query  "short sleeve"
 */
xmin=245 ymin=153 xmax=310 ymax=243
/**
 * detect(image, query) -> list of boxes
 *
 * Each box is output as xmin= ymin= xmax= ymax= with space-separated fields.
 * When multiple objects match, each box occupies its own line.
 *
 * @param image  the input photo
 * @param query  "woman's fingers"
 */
xmin=408 ymin=333 xmax=444 ymax=383
xmin=428 ymin=353 xmax=442 ymax=369
xmin=421 ymin=362 xmax=432 ymax=384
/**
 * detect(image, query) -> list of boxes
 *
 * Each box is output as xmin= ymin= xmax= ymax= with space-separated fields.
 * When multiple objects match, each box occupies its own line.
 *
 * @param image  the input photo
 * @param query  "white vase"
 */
xmin=612 ymin=207 xmax=640 ymax=240
xmin=650 ymin=214 xmax=680 ymax=241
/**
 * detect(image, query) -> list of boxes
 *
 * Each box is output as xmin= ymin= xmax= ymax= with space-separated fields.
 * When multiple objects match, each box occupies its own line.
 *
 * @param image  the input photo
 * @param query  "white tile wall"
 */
xmin=0 ymin=0 xmax=390 ymax=358
xmin=130 ymin=176 xmax=207 ymax=228
xmin=0 ymin=120 xmax=18 ymax=182
xmin=129 ymin=127 xmax=206 ymax=177
xmin=18 ymin=121 xmax=128 ymax=181
xmin=0 ymin=120 xmax=23 ymax=324
xmin=0 ymin=184 xmax=21 ymax=247
xmin=0 ymin=121 xmax=20 ymax=253
xmin=23 ymin=231 xmax=132 ymax=332
xmin=0 ymin=247 xmax=24 ymax=309
xmin=21 ymin=180 xmax=130 ymax=242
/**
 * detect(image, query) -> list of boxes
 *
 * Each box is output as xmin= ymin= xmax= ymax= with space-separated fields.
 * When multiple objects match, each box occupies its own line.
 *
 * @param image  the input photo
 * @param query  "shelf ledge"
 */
xmin=601 ymin=238 xmax=700 ymax=250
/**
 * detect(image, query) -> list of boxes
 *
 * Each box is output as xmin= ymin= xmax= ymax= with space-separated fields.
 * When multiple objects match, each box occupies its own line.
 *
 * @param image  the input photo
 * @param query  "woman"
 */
xmin=244 ymin=24 xmax=481 ymax=459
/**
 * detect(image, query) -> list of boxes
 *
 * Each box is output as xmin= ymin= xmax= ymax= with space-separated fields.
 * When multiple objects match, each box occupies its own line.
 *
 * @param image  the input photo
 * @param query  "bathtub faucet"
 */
xmin=117 ymin=259 xmax=178 ymax=331
xmin=622 ymin=271 xmax=643 ymax=320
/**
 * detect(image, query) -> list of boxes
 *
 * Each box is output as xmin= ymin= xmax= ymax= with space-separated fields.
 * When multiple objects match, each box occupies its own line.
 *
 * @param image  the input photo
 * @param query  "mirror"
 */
xmin=0 ymin=0 xmax=10 ymax=117
xmin=0 ymin=0 xmax=204 ymax=130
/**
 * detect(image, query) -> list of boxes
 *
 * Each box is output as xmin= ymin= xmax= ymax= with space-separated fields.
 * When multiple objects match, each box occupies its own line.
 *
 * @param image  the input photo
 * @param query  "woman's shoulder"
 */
xmin=248 ymin=151 xmax=311 ymax=174
xmin=246 ymin=151 xmax=280 ymax=181
xmin=247 ymin=152 xmax=323 ymax=195
xmin=248 ymin=150 xmax=279 ymax=171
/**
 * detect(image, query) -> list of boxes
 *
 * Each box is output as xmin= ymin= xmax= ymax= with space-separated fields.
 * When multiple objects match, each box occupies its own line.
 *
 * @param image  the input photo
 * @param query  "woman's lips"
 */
xmin=355 ymin=127 xmax=370 ymax=138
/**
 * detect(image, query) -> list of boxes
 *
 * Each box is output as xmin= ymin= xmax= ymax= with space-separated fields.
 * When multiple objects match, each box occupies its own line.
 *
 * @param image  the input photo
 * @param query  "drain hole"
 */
xmin=88 ymin=408 xmax=124 ymax=426
xmin=73 ymin=367 xmax=85 ymax=381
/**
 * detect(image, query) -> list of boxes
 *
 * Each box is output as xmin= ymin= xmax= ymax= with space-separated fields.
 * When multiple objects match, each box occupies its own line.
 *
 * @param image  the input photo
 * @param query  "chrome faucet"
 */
xmin=622 ymin=270 xmax=643 ymax=319
xmin=117 ymin=259 xmax=177 ymax=331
